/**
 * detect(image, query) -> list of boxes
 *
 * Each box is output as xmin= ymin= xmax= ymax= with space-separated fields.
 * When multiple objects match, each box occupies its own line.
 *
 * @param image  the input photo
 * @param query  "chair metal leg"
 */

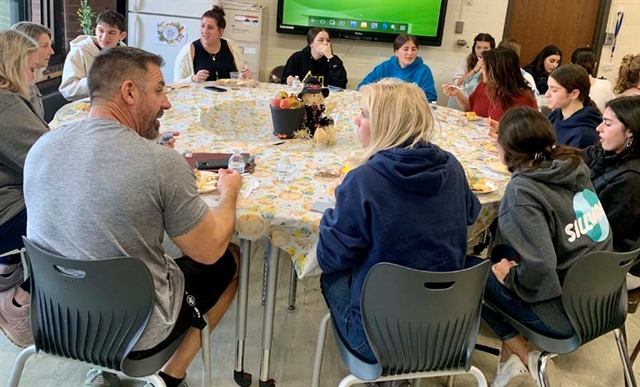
xmin=614 ymin=328 xmax=638 ymax=387
xmin=447 ymin=375 xmax=455 ymax=387
xmin=468 ymin=365 xmax=488 ymax=387
xmin=234 ymin=239 xmax=252 ymax=387
xmin=537 ymin=352 xmax=553 ymax=387
xmin=338 ymin=374 xmax=361 ymax=387
xmin=201 ymin=315 xmax=210 ymax=387
xmin=259 ymin=239 xmax=280 ymax=387
xmin=311 ymin=313 xmax=332 ymax=387
xmin=7 ymin=345 xmax=37 ymax=387
xmin=288 ymin=262 xmax=298 ymax=310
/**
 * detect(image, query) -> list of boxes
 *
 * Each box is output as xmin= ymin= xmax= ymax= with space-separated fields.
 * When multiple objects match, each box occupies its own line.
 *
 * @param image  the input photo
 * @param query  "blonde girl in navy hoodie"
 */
xmin=317 ymin=79 xmax=480 ymax=364
xmin=546 ymin=64 xmax=602 ymax=148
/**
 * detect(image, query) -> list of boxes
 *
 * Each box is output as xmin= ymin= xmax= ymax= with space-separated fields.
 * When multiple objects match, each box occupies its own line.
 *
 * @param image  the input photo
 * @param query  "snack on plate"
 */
xmin=447 ymin=109 xmax=465 ymax=118
xmin=217 ymin=78 xmax=239 ymax=86
xmin=465 ymin=111 xmax=479 ymax=121
xmin=218 ymin=78 xmax=260 ymax=88
xmin=72 ymin=102 xmax=90 ymax=112
xmin=194 ymin=169 xmax=217 ymax=192
xmin=469 ymin=177 xmax=489 ymax=192
xmin=338 ymin=165 xmax=353 ymax=175
xmin=467 ymin=174 xmax=497 ymax=193
xmin=481 ymin=141 xmax=498 ymax=153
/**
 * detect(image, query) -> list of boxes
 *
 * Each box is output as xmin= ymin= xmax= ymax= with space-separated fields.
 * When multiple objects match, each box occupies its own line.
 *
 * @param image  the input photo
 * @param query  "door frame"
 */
xmin=503 ymin=0 xmax=613 ymax=75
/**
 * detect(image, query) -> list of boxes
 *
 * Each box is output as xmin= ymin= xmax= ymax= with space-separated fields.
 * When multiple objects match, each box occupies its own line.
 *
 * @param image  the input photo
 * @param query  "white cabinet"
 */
xmin=223 ymin=5 xmax=264 ymax=80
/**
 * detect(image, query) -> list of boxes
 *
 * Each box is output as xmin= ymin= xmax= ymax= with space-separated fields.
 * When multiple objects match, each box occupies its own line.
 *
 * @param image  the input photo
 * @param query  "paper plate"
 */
xmin=472 ymin=180 xmax=498 ymax=195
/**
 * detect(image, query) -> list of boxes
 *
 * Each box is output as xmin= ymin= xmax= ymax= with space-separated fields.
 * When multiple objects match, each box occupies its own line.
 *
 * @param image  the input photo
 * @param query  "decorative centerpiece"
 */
xmin=298 ymin=77 xmax=336 ymax=145
xmin=270 ymin=91 xmax=304 ymax=139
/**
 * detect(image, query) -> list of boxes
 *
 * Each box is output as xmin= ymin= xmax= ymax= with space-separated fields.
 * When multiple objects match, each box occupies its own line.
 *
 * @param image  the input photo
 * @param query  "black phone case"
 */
xmin=196 ymin=159 xmax=229 ymax=170
xmin=204 ymin=86 xmax=227 ymax=92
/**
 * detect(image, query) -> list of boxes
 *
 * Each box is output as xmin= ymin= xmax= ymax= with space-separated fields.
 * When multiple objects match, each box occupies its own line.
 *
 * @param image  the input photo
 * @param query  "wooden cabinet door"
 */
xmin=505 ymin=0 xmax=603 ymax=67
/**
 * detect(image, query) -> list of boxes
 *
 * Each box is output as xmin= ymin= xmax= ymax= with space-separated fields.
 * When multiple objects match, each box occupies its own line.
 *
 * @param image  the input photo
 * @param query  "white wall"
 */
xmin=596 ymin=0 xmax=640 ymax=87
xmin=248 ymin=0 xmax=509 ymax=104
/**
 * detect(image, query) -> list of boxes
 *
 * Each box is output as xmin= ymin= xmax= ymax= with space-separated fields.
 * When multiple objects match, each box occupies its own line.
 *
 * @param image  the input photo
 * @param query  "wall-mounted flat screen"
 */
xmin=277 ymin=0 xmax=448 ymax=46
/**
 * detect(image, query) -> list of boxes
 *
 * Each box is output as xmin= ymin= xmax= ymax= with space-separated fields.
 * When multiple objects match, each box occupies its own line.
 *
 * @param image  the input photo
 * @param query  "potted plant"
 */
xmin=77 ymin=0 xmax=95 ymax=35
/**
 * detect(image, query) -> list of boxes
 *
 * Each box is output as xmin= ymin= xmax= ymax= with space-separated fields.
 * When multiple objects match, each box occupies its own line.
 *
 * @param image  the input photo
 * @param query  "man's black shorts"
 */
xmin=130 ymin=249 xmax=237 ymax=358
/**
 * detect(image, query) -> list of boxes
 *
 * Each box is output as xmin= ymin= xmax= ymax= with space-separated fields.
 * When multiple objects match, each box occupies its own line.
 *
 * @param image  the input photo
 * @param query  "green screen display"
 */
xmin=279 ymin=0 xmax=445 ymax=38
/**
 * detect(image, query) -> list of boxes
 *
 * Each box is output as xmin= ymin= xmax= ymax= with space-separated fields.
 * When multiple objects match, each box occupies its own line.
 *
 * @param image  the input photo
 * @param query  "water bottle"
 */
xmin=291 ymin=76 xmax=301 ymax=92
xmin=228 ymin=150 xmax=245 ymax=174
xmin=276 ymin=155 xmax=293 ymax=183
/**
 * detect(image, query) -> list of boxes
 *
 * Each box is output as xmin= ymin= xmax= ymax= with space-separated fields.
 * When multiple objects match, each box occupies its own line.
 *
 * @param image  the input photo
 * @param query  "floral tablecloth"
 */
xmin=51 ymin=82 xmax=509 ymax=278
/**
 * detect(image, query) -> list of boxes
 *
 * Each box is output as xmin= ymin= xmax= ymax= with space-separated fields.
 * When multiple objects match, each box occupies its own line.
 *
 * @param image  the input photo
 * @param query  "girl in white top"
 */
xmin=571 ymin=47 xmax=615 ymax=112
xmin=448 ymin=33 xmax=495 ymax=109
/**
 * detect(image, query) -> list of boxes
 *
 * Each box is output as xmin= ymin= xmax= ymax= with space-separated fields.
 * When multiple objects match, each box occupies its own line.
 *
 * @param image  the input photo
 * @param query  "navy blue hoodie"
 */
xmin=317 ymin=141 xmax=481 ymax=315
xmin=548 ymin=106 xmax=601 ymax=148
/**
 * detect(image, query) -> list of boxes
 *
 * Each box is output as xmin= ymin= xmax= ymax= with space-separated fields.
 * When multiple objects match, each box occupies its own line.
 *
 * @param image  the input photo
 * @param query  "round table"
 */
xmin=52 ymin=81 xmax=509 ymax=386
xmin=52 ymin=81 xmax=508 ymax=278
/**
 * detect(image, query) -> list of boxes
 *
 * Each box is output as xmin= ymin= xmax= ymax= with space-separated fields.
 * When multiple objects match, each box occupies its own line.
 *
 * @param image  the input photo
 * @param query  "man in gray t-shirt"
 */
xmin=24 ymin=47 xmax=242 ymax=387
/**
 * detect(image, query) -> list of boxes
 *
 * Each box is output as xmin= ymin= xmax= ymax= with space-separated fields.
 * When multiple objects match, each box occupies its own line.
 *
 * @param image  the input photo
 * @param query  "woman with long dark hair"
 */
xmin=546 ymin=64 xmax=602 ymax=148
xmin=469 ymin=106 xmax=612 ymax=387
xmin=447 ymin=33 xmax=495 ymax=109
xmin=443 ymin=47 xmax=536 ymax=121
xmin=583 ymin=96 xmax=640 ymax=251
xmin=523 ymin=45 xmax=562 ymax=94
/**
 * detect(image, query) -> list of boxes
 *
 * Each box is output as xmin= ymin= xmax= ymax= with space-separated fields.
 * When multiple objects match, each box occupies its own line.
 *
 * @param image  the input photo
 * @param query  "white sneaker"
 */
xmin=527 ymin=350 xmax=543 ymax=387
xmin=491 ymin=354 xmax=530 ymax=387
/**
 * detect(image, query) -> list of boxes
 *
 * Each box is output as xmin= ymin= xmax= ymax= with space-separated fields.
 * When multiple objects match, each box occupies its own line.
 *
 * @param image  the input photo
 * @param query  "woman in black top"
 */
xmin=583 ymin=96 xmax=640 ymax=251
xmin=523 ymin=45 xmax=562 ymax=94
xmin=174 ymin=6 xmax=250 ymax=83
xmin=281 ymin=28 xmax=348 ymax=89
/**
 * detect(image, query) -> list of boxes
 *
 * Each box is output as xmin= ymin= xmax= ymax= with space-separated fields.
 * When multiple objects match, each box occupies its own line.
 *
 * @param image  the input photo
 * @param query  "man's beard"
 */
xmin=141 ymin=110 xmax=163 ymax=140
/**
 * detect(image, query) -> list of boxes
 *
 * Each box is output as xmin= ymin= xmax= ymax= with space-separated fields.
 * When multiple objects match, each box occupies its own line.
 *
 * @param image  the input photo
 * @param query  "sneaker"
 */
xmin=0 ymin=264 xmax=23 ymax=292
xmin=85 ymin=368 xmax=121 ymax=386
xmin=527 ymin=350 xmax=543 ymax=387
xmin=491 ymin=354 xmax=530 ymax=387
xmin=0 ymin=286 xmax=33 ymax=347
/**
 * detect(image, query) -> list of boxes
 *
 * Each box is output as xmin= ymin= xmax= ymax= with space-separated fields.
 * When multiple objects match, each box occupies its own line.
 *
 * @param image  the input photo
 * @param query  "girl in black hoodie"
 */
xmin=583 ymin=96 xmax=640 ymax=252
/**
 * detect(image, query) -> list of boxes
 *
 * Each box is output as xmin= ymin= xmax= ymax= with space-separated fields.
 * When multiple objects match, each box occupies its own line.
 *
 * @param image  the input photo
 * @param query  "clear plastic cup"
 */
xmin=230 ymin=71 xmax=239 ymax=80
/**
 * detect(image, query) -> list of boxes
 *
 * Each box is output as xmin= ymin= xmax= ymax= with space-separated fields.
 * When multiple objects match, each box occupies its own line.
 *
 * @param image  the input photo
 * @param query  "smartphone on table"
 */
xmin=204 ymin=86 xmax=227 ymax=92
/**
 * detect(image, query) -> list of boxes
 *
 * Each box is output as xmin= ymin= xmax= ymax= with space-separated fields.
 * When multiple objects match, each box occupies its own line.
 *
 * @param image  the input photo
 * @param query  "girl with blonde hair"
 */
xmin=0 ymin=29 xmax=50 ymax=348
xmin=317 ymin=79 xmax=481 ymax=365
xmin=614 ymin=54 xmax=640 ymax=97
xmin=11 ymin=22 xmax=54 ymax=119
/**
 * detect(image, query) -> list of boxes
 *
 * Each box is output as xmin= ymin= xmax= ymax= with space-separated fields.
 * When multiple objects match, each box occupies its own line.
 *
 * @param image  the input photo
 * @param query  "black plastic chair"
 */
xmin=6 ymin=238 xmax=192 ymax=387
xmin=484 ymin=248 xmax=640 ymax=387
xmin=312 ymin=260 xmax=491 ymax=387
xmin=268 ymin=65 xmax=285 ymax=84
